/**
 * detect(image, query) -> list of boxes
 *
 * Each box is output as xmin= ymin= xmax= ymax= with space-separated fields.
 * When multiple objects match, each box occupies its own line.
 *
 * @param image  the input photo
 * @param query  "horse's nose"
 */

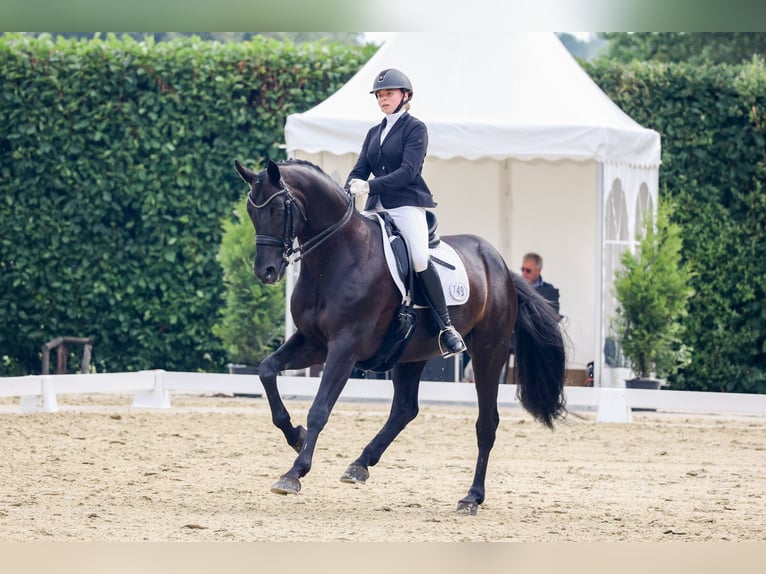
xmin=255 ymin=264 xmax=278 ymax=285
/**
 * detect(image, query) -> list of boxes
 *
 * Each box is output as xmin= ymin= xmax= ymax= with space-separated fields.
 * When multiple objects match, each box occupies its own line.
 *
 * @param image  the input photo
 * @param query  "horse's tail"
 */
xmin=511 ymin=273 xmax=567 ymax=428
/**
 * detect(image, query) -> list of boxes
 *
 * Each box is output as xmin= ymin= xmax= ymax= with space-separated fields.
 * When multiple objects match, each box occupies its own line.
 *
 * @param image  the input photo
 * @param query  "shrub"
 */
xmin=612 ymin=200 xmax=694 ymax=381
xmin=213 ymin=198 xmax=285 ymax=366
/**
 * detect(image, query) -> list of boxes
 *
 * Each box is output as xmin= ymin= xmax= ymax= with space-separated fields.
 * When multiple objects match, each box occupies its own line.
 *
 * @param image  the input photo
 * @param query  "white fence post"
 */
xmin=19 ymin=376 xmax=59 ymax=414
xmin=131 ymin=370 xmax=171 ymax=409
xmin=596 ymin=387 xmax=632 ymax=423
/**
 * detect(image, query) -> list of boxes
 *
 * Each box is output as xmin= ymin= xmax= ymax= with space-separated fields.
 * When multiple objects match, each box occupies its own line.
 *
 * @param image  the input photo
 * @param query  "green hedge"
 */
xmin=584 ymin=58 xmax=766 ymax=393
xmin=0 ymin=34 xmax=375 ymax=375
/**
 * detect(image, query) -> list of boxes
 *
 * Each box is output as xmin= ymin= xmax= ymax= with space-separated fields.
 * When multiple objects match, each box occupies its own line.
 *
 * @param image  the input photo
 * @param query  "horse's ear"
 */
xmin=266 ymin=160 xmax=282 ymax=186
xmin=234 ymin=160 xmax=256 ymax=184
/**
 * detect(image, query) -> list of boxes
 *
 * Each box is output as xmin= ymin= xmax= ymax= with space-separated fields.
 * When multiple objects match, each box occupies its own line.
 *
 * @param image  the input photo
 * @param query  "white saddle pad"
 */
xmin=364 ymin=212 xmax=470 ymax=307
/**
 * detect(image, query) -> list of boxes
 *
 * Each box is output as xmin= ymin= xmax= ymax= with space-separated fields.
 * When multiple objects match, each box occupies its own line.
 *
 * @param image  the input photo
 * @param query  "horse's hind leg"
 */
xmin=456 ymin=345 xmax=506 ymax=515
xmin=341 ymin=361 xmax=426 ymax=484
xmin=259 ymin=331 xmax=325 ymax=453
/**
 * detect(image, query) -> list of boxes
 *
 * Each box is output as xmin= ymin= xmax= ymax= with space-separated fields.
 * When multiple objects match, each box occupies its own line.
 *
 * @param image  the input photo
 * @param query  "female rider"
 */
xmin=345 ymin=68 xmax=466 ymax=358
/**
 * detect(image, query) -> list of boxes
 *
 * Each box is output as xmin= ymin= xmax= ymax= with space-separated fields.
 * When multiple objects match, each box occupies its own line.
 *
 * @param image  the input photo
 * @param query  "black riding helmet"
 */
xmin=370 ymin=68 xmax=413 ymax=113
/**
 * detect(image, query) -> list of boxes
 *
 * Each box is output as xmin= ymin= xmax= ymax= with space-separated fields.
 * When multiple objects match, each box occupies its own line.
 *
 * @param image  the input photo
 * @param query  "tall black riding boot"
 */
xmin=417 ymin=261 xmax=467 ymax=358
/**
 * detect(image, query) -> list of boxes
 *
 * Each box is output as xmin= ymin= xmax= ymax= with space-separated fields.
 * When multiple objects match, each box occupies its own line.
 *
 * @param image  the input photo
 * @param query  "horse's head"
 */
xmin=235 ymin=159 xmax=304 ymax=285
xmin=235 ymin=158 xmax=355 ymax=285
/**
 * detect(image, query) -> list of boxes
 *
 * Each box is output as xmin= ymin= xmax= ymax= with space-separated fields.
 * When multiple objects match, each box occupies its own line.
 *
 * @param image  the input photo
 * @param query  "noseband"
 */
xmin=247 ymin=177 xmax=354 ymax=270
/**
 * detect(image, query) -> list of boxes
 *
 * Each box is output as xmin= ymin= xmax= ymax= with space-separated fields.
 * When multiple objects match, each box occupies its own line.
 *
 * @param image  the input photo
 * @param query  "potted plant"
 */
xmin=213 ymin=199 xmax=285 ymax=375
xmin=612 ymin=199 xmax=694 ymax=389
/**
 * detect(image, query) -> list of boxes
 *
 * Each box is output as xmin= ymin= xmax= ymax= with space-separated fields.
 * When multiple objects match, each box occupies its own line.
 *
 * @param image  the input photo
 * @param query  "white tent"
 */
xmin=284 ymin=32 xmax=661 ymax=386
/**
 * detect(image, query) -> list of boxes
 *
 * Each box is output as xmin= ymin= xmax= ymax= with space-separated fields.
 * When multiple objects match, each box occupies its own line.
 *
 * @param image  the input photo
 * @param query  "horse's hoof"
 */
xmin=340 ymin=463 xmax=369 ymax=484
xmin=290 ymin=425 xmax=306 ymax=454
xmin=270 ymin=475 xmax=301 ymax=495
xmin=456 ymin=500 xmax=479 ymax=515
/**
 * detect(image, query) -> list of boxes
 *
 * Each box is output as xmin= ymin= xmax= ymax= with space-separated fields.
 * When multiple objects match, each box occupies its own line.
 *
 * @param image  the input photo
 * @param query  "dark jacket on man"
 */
xmin=345 ymin=112 xmax=436 ymax=211
xmin=510 ymin=278 xmax=561 ymax=355
xmin=534 ymin=278 xmax=561 ymax=317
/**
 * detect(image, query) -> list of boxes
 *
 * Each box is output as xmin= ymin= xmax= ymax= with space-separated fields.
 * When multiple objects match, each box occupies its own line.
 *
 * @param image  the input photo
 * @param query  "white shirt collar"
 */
xmin=385 ymin=108 xmax=407 ymax=125
xmin=381 ymin=109 xmax=406 ymax=142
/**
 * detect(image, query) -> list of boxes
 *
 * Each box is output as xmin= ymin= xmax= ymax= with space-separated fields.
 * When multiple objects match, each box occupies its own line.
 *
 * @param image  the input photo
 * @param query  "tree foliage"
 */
xmin=11 ymin=32 xmax=367 ymax=46
xmin=598 ymin=33 xmax=766 ymax=65
xmin=0 ymin=33 xmax=375 ymax=375
xmin=557 ymin=33 xmax=606 ymax=61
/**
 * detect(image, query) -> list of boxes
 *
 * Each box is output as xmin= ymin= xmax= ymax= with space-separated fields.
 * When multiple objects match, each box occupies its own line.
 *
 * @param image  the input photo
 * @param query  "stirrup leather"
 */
xmin=438 ymin=325 xmax=466 ymax=358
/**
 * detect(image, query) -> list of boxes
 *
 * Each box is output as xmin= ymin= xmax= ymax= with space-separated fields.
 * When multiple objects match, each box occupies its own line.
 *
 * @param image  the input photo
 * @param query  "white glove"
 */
xmin=348 ymin=179 xmax=370 ymax=196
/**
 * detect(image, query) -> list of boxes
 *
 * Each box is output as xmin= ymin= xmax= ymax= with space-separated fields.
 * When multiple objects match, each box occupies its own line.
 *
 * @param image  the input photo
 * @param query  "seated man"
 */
xmin=520 ymin=252 xmax=560 ymax=317
xmin=508 ymin=252 xmax=562 ymax=368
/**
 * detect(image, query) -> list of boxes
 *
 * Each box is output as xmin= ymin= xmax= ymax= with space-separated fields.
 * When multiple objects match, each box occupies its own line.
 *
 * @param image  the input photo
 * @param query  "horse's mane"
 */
xmin=275 ymin=159 xmax=347 ymax=200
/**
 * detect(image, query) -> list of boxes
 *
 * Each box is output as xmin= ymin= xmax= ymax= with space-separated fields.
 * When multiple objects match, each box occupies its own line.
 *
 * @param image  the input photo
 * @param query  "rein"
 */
xmin=247 ymin=177 xmax=354 ymax=268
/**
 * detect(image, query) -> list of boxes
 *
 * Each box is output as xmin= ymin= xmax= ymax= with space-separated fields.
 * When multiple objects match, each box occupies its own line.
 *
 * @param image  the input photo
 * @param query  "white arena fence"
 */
xmin=1 ymin=370 xmax=765 ymax=423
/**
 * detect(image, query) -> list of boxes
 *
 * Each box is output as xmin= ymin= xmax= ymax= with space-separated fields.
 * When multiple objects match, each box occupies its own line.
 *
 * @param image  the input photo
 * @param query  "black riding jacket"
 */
xmin=345 ymin=112 xmax=437 ymax=210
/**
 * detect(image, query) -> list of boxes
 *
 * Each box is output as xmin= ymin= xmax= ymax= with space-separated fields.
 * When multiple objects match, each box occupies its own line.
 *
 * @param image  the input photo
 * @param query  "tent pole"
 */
xmin=594 ymin=162 xmax=605 ymax=388
xmin=502 ymin=159 xmax=512 ymax=257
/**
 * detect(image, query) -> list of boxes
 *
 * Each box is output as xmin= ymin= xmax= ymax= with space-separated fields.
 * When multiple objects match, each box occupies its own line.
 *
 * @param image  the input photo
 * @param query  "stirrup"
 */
xmin=438 ymin=326 xmax=466 ymax=358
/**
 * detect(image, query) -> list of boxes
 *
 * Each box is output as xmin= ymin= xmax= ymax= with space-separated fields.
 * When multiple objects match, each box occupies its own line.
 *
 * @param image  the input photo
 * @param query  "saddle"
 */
xmin=370 ymin=211 xmax=469 ymax=305
xmin=385 ymin=211 xmax=439 ymax=299
xmin=355 ymin=211 xmax=470 ymax=373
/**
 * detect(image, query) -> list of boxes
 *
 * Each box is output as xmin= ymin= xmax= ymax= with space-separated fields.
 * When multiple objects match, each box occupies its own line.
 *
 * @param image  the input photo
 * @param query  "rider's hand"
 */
xmin=348 ymin=179 xmax=370 ymax=196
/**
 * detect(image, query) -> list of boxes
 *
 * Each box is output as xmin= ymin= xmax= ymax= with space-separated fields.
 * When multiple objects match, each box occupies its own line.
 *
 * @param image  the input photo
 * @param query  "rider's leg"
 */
xmin=385 ymin=205 xmax=466 ymax=358
xmin=417 ymin=260 xmax=466 ymax=357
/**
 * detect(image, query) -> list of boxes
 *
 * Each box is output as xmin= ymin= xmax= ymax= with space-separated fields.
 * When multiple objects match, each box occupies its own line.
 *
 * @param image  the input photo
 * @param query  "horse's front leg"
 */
xmin=341 ymin=360 xmax=426 ymax=485
xmin=259 ymin=331 xmax=326 ymax=453
xmin=270 ymin=343 xmax=357 ymax=495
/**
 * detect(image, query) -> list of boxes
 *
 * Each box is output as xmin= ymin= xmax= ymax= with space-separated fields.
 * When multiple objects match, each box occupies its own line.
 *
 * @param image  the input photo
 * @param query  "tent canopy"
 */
xmin=283 ymin=33 xmax=661 ymax=379
xmin=285 ymin=32 xmax=660 ymax=166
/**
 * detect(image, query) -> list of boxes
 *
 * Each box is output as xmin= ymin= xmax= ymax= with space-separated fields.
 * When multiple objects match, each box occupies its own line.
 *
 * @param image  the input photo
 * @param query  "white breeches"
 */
xmin=370 ymin=203 xmax=429 ymax=272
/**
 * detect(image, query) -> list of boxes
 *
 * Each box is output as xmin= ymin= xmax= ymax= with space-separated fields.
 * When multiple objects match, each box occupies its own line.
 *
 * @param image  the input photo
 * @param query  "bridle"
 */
xmin=247 ymin=176 xmax=354 ymax=272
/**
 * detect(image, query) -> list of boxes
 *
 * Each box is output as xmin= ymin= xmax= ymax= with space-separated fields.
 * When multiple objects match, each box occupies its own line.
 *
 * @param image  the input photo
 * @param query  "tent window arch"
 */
xmin=604 ymin=178 xmax=629 ymax=361
xmin=634 ymin=182 xmax=654 ymax=240
xmin=605 ymin=178 xmax=629 ymax=243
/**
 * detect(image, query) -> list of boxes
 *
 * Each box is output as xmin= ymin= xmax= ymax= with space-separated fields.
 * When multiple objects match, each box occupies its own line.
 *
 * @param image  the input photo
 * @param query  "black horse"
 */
xmin=235 ymin=158 xmax=566 ymax=514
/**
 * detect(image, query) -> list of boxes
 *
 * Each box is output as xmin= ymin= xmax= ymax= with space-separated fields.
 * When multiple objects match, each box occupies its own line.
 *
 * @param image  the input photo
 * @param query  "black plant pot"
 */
xmin=625 ymin=377 xmax=662 ymax=411
xmin=625 ymin=377 xmax=662 ymax=390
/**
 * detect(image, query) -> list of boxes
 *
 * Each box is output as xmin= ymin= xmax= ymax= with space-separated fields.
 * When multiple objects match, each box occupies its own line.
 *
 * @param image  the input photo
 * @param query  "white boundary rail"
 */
xmin=1 ymin=370 xmax=765 ymax=423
